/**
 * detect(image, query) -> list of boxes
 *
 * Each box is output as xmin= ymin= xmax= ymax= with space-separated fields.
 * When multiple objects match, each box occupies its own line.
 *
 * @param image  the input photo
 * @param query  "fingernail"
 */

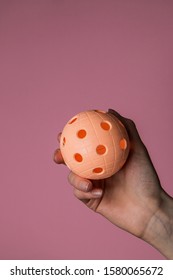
xmin=79 ymin=181 xmax=91 ymax=191
xmin=91 ymin=189 xmax=103 ymax=197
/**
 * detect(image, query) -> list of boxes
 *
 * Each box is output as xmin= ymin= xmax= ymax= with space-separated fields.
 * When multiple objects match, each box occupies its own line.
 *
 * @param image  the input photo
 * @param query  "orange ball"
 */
xmin=60 ymin=110 xmax=130 ymax=179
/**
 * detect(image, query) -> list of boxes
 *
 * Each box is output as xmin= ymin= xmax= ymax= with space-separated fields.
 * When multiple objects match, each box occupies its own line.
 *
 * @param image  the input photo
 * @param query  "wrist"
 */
xmin=142 ymin=190 xmax=173 ymax=259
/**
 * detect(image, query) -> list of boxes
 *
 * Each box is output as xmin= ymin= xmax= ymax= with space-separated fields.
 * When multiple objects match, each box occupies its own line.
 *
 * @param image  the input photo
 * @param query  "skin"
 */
xmin=54 ymin=109 xmax=173 ymax=259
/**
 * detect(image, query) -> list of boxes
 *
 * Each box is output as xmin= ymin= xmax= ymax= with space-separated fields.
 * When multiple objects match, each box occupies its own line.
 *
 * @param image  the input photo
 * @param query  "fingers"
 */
xmin=53 ymin=148 xmax=65 ymax=164
xmin=68 ymin=172 xmax=92 ymax=191
xmin=68 ymin=172 xmax=103 ymax=200
xmin=108 ymin=108 xmax=145 ymax=152
xmin=73 ymin=188 xmax=103 ymax=200
xmin=54 ymin=132 xmax=65 ymax=164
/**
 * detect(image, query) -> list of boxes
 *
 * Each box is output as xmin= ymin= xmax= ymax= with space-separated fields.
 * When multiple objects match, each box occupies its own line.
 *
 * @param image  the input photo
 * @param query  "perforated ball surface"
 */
xmin=60 ymin=110 xmax=130 ymax=179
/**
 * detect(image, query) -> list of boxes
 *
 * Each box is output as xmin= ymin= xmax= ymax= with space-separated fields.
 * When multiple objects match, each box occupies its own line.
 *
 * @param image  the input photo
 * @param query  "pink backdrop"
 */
xmin=0 ymin=0 xmax=173 ymax=260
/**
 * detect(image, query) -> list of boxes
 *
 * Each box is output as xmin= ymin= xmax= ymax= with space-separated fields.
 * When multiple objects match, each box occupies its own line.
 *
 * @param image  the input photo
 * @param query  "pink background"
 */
xmin=0 ymin=0 xmax=173 ymax=260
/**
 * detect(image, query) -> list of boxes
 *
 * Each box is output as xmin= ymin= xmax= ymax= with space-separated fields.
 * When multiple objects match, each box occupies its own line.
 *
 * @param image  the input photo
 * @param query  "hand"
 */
xmin=54 ymin=109 xmax=173 ymax=259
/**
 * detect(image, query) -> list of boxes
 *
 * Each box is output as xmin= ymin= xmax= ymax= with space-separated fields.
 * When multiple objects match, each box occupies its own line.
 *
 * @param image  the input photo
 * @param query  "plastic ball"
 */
xmin=60 ymin=110 xmax=130 ymax=179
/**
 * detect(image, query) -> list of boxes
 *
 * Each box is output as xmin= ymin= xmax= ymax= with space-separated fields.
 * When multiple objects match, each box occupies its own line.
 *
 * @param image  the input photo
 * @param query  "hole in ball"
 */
xmin=94 ymin=110 xmax=106 ymax=113
xmin=100 ymin=121 xmax=111 ymax=131
xmin=74 ymin=153 xmax=83 ymax=162
xmin=77 ymin=129 xmax=87 ymax=138
xmin=96 ymin=145 xmax=106 ymax=155
xmin=93 ymin=167 xmax=104 ymax=174
xmin=120 ymin=138 xmax=127 ymax=150
xmin=69 ymin=117 xmax=77 ymax=124
xmin=63 ymin=137 xmax=66 ymax=146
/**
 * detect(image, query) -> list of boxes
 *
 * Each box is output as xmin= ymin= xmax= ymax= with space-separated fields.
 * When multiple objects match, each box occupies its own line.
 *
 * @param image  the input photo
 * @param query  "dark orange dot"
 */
xmin=120 ymin=138 xmax=127 ymax=150
xmin=63 ymin=137 xmax=66 ymax=146
xmin=77 ymin=129 xmax=87 ymax=138
xmin=96 ymin=145 xmax=106 ymax=155
xmin=69 ymin=117 xmax=77 ymax=124
xmin=94 ymin=110 xmax=106 ymax=113
xmin=93 ymin=167 xmax=103 ymax=174
xmin=74 ymin=153 xmax=83 ymax=162
xmin=100 ymin=121 xmax=111 ymax=131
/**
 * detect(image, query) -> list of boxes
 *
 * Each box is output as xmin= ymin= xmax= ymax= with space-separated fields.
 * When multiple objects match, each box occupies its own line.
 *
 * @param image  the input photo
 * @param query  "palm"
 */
xmin=86 ymin=147 xmax=162 ymax=237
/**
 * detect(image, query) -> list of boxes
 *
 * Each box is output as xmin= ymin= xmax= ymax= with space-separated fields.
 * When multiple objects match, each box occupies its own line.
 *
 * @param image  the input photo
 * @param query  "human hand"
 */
xmin=54 ymin=109 xmax=173 ymax=259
